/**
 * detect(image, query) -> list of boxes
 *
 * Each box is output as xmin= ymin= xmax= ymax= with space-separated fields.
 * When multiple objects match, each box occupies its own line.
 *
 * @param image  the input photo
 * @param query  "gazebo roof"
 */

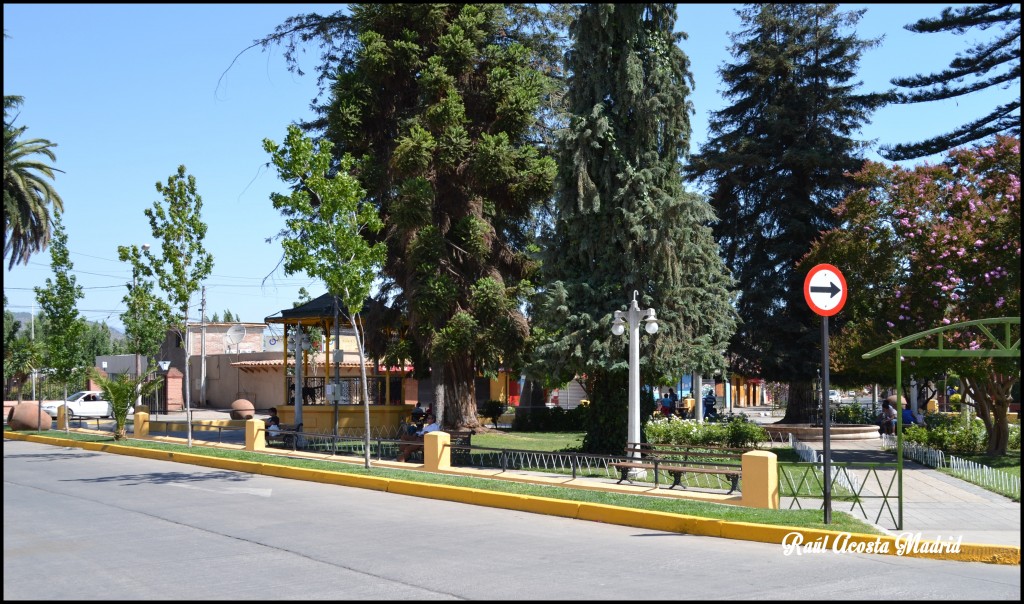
xmin=264 ymin=293 xmax=356 ymax=327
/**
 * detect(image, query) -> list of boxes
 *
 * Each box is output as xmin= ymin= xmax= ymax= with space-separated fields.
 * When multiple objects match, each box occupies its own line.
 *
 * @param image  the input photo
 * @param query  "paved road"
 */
xmin=4 ymin=440 xmax=1020 ymax=601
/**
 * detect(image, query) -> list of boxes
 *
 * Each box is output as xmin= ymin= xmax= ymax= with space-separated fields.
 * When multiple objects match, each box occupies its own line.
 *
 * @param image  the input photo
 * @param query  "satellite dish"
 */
xmin=225 ymin=324 xmax=246 ymax=353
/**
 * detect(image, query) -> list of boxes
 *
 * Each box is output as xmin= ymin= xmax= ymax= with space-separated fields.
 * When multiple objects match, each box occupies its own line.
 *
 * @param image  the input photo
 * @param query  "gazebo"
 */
xmin=261 ymin=293 xmax=416 ymax=438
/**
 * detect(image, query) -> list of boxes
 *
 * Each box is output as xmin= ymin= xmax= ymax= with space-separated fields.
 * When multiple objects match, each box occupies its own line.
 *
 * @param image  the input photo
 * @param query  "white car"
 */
xmin=828 ymin=389 xmax=841 ymax=405
xmin=41 ymin=390 xmax=135 ymax=419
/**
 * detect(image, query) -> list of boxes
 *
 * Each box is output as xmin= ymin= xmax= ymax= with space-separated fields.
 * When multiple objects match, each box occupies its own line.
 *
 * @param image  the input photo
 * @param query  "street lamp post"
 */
xmin=134 ymin=243 xmax=150 ymax=409
xmin=611 ymin=290 xmax=658 ymax=460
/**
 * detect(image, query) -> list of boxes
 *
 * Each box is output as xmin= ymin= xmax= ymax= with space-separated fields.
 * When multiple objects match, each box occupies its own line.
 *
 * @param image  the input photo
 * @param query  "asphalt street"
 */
xmin=4 ymin=440 xmax=1020 ymax=601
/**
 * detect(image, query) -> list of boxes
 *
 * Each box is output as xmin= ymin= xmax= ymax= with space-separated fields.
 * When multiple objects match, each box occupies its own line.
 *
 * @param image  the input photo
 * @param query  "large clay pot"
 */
xmin=886 ymin=394 xmax=907 ymax=407
xmin=9 ymin=403 xmax=52 ymax=431
xmin=230 ymin=398 xmax=255 ymax=420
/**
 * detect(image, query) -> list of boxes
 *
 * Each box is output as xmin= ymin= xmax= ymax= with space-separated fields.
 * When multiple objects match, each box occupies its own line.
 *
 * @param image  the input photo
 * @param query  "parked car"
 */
xmin=828 ymin=389 xmax=841 ymax=405
xmin=40 ymin=390 xmax=134 ymax=419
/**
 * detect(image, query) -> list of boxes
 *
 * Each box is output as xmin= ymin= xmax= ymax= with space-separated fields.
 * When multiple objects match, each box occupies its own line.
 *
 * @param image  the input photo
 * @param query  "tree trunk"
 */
xmin=963 ymin=373 xmax=1014 ymax=456
xmin=779 ymin=380 xmax=816 ymax=424
xmin=431 ymin=357 xmax=445 ymax=427
xmin=444 ymin=356 xmax=480 ymax=430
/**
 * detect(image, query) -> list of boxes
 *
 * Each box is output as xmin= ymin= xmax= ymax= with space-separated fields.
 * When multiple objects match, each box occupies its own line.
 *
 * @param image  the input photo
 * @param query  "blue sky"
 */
xmin=3 ymin=4 xmax=1014 ymax=336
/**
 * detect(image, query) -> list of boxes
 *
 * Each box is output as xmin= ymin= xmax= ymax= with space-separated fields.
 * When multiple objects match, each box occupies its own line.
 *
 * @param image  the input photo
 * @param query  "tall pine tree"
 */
xmin=317 ymin=5 xmax=559 ymax=429
xmin=882 ymin=3 xmax=1020 ymax=161
xmin=532 ymin=4 xmax=736 ymax=453
xmin=685 ymin=4 xmax=887 ymax=423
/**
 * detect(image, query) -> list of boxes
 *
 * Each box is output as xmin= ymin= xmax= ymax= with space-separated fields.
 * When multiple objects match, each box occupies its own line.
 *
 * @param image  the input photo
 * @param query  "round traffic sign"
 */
xmin=804 ymin=264 xmax=847 ymax=316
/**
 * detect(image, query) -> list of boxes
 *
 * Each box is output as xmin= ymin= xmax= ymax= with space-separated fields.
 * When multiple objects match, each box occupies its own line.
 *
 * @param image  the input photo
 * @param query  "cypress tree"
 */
xmin=685 ymin=4 xmax=887 ymax=423
xmin=882 ymin=3 xmax=1020 ymax=161
xmin=532 ymin=4 xmax=736 ymax=453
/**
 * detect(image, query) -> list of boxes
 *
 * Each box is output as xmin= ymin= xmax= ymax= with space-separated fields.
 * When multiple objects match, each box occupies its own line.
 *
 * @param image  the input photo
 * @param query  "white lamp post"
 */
xmin=611 ymin=290 xmax=658 ymax=460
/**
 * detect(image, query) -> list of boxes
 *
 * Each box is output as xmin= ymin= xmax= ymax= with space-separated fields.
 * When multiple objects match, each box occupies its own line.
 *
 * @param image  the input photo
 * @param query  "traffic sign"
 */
xmin=804 ymin=264 xmax=847 ymax=316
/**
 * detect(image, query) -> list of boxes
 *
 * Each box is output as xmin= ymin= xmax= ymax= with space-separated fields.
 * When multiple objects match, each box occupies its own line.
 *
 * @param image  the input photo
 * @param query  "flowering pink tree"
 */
xmin=804 ymin=136 xmax=1020 ymax=454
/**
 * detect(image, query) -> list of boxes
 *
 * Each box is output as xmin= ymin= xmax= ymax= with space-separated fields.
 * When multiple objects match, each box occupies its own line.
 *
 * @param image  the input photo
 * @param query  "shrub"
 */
xmin=723 ymin=415 xmax=770 ymax=448
xmin=644 ymin=414 xmax=768 ymax=448
xmin=904 ymin=417 xmax=986 ymax=455
xmin=1009 ymin=423 xmax=1021 ymax=451
xmin=833 ymin=404 xmax=872 ymax=425
xmin=948 ymin=393 xmax=962 ymax=412
xmin=511 ymin=404 xmax=588 ymax=432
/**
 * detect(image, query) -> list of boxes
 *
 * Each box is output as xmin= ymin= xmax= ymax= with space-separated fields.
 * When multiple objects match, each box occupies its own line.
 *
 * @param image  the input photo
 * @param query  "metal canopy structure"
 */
xmin=862 ymin=316 xmax=1021 ymax=528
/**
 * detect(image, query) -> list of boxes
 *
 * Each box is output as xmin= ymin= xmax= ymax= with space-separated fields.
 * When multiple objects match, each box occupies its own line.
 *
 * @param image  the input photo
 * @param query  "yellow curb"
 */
xmin=5 ymin=430 xmax=1019 ymax=565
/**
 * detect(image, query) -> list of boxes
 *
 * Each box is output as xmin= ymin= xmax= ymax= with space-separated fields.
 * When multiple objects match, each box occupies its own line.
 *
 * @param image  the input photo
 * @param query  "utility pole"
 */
xmin=133 ymin=243 xmax=150 ymax=409
xmin=200 ymin=286 xmax=207 ymax=408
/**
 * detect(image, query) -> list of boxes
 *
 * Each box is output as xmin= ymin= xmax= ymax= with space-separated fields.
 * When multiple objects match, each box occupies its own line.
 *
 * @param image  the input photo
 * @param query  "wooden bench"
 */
xmin=266 ymin=422 xmax=303 ymax=448
xmin=610 ymin=443 xmax=750 ymax=494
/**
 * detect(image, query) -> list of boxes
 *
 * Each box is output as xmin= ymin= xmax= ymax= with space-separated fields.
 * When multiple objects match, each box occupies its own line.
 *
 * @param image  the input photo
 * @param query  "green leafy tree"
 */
xmin=685 ymin=4 xmax=887 ymax=424
xmin=4 ymin=95 xmax=65 ymax=270
xmin=4 ymin=295 xmax=42 ymax=403
xmin=3 ymin=294 xmax=22 ymax=384
xmin=222 ymin=309 xmax=235 ymax=322
xmin=264 ymin=124 xmax=386 ymax=467
xmin=116 ymin=243 xmax=171 ymax=410
xmin=121 ymin=165 xmax=214 ymax=446
xmin=531 ymin=4 xmax=737 ymax=453
xmin=90 ymin=369 xmax=163 ymax=441
xmin=803 ymin=135 xmax=1020 ymax=454
xmin=79 ymin=320 xmax=117 ymax=364
xmin=881 ymin=4 xmax=1020 ymax=161
xmin=282 ymin=4 xmax=559 ymax=430
xmin=34 ymin=216 xmax=86 ymax=407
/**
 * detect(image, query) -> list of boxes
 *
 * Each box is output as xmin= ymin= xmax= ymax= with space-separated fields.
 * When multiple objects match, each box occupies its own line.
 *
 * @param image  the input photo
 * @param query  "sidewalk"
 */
xmin=788 ymin=435 xmax=1020 ymax=547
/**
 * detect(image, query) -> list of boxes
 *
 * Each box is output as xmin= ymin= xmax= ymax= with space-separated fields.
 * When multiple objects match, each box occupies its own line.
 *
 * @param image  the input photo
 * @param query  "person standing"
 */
xmin=659 ymin=392 xmax=674 ymax=417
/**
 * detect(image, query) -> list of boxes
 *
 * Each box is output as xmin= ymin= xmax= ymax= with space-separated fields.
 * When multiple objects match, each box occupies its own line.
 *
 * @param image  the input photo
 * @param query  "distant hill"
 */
xmin=10 ymin=312 xmax=125 ymax=340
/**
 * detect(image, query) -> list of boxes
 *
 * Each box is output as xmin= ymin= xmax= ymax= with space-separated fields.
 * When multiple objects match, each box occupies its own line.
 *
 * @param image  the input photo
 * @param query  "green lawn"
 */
xmin=471 ymin=431 xmax=585 ymax=452
xmin=939 ymin=450 xmax=1021 ymax=502
xmin=952 ymin=451 xmax=1021 ymax=477
xmin=8 ymin=428 xmax=882 ymax=534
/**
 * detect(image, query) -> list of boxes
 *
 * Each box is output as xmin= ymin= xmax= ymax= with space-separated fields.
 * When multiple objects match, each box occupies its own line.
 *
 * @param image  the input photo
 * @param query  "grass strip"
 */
xmin=8 ymin=428 xmax=882 ymax=534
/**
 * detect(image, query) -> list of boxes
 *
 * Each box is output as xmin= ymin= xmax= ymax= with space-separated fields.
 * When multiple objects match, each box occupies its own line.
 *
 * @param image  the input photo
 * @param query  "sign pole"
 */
xmin=804 ymin=263 xmax=847 ymax=526
xmin=821 ymin=314 xmax=832 ymax=524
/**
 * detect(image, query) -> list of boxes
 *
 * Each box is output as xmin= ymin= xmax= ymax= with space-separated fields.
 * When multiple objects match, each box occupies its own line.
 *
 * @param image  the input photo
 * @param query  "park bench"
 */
xmin=610 ymin=443 xmax=750 ymax=494
xmin=397 ymin=429 xmax=473 ymax=464
xmin=267 ymin=422 xmax=303 ymax=449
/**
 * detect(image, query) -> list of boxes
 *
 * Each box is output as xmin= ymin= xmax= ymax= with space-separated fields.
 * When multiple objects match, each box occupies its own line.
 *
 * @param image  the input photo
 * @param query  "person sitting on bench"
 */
xmin=266 ymin=416 xmax=282 ymax=443
xmin=397 ymin=412 xmax=440 ymax=462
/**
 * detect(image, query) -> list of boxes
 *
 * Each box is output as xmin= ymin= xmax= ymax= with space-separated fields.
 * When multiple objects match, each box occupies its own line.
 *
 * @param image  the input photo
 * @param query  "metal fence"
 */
xmin=783 ymin=436 xmax=900 ymax=527
xmin=881 ymin=434 xmax=1020 ymax=498
xmin=788 ymin=435 xmax=862 ymax=495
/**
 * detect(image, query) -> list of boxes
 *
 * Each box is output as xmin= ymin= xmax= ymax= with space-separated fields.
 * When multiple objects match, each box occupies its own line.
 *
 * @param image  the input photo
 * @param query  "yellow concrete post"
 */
xmin=740 ymin=450 xmax=779 ymax=509
xmin=245 ymin=418 xmax=267 ymax=452
xmin=134 ymin=411 xmax=149 ymax=438
xmin=424 ymin=431 xmax=451 ymax=472
xmin=56 ymin=405 xmax=68 ymax=430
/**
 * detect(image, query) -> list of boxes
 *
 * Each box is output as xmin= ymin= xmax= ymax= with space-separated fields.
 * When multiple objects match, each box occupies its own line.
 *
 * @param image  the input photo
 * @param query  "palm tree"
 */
xmin=89 ymin=369 xmax=163 ymax=440
xmin=4 ymin=95 xmax=64 ymax=270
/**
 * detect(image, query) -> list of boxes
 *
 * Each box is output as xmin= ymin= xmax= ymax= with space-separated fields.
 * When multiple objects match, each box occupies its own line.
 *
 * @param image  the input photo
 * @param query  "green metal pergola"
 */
xmin=862 ymin=316 xmax=1021 ymax=529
